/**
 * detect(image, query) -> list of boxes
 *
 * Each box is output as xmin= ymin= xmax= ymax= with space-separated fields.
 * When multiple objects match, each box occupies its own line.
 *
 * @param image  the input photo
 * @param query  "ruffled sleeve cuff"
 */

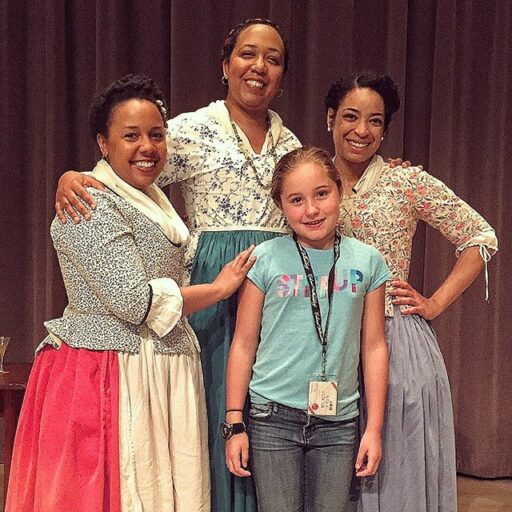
xmin=146 ymin=278 xmax=183 ymax=337
xmin=455 ymin=230 xmax=498 ymax=258
xmin=456 ymin=234 xmax=498 ymax=303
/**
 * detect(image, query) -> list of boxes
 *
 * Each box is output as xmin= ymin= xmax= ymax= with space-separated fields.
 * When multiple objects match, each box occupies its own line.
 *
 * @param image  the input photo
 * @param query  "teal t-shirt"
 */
xmin=247 ymin=234 xmax=391 ymax=421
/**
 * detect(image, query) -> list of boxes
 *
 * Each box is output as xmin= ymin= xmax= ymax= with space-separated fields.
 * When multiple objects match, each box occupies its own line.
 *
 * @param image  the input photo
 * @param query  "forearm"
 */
xmin=362 ymin=341 xmax=388 ymax=434
xmin=225 ymin=341 xmax=256 ymax=423
xmin=430 ymin=246 xmax=484 ymax=313
xmin=180 ymin=283 xmax=225 ymax=316
xmin=224 ymin=332 xmax=257 ymax=478
xmin=181 ymin=247 xmax=256 ymax=317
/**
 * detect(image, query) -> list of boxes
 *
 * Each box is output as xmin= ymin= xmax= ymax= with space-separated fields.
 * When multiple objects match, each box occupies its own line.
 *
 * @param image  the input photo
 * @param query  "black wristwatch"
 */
xmin=220 ymin=421 xmax=246 ymax=440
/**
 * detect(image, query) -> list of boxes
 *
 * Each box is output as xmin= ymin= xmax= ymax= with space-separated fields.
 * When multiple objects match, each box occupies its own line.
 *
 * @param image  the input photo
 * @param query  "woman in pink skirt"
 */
xmin=6 ymin=74 xmax=254 ymax=512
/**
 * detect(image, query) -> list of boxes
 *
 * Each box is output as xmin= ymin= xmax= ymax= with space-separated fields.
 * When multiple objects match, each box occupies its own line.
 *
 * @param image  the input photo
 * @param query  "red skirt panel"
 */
xmin=6 ymin=343 xmax=120 ymax=512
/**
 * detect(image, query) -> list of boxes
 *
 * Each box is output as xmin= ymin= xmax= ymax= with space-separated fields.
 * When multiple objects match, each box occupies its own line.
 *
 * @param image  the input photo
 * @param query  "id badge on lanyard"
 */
xmin=294 ymin=231 xmax=341 ymax=416
xmin=308 ymin=381 xmax=338 ymax=416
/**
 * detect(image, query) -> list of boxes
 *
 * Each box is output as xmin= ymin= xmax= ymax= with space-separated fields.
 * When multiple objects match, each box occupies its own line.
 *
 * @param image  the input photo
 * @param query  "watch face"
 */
xmin=220 ymin=422 xmax=233 ymax=439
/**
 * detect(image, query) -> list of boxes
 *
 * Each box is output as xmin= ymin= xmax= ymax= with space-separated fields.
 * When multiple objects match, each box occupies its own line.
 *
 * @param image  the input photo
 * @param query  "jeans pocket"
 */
xmin=249 ymin=402 xmax=274 ymax=420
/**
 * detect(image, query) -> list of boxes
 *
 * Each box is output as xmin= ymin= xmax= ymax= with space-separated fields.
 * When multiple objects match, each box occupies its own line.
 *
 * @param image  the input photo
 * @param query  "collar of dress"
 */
xmin=88 ymin=159 xmax=190 ymax=246
xmin=207 ymin=99 xmax=284 ymax=155
xmin=349 ymin=154 xmax=386 ymax=196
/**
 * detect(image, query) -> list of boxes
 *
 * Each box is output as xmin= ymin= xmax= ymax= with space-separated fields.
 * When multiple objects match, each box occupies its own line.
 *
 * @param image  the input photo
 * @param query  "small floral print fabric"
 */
xmin=43 ymin=187 xmax=197 ymax=355
xmin=159 ymin=100 xmax=301 ymax=279
xmin=340 ymin=156 xmax=498 ymax=316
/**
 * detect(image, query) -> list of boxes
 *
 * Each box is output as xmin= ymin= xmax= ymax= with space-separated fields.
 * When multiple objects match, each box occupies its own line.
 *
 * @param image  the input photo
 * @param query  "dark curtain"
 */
xmin=1 ymin=0 xmax=510 ymax=478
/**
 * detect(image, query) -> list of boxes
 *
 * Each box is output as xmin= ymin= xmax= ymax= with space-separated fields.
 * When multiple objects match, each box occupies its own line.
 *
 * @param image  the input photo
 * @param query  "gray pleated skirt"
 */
xmin=351 ymin=307 xmax=457 ymax=512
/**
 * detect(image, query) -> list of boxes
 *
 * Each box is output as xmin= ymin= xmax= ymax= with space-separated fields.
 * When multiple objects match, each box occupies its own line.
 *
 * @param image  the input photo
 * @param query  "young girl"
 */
xmin=223 ymin=146 xmax=391 ymax=512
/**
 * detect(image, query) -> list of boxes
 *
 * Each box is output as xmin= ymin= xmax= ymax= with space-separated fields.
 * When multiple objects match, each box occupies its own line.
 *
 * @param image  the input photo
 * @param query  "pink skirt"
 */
xmin=6 ymin=343 xmax=121 ymax=512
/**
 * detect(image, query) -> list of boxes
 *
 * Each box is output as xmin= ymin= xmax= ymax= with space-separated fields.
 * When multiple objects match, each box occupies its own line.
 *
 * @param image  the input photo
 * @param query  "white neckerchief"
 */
xmin=207 ymin=99 xmax=284 ymax=155
xmin=89 ymin=159 xmax=190 ymax=246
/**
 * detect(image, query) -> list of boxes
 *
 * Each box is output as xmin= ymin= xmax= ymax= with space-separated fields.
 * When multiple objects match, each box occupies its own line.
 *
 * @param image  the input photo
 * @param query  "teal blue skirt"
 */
xmin=189 ymin=230 xmax=282 ymax=512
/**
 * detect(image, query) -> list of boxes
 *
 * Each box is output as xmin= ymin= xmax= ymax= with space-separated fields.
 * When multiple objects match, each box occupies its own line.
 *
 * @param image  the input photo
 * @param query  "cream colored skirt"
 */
xmin=118 ymin=333 xmax=210 ymax=512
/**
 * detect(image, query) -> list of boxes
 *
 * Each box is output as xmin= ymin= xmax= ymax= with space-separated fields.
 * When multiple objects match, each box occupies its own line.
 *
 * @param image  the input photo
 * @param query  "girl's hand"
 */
xmin=391 ymin=279 xmax=443 ymax=320
xmin=225 ymin=433 xmax=251 ymax=477
xmin=214 ymin=246 xmax=256 ymax=300
xmin=355 ymin=430 xmax=382 ymax=477
xmin=56 ymin=171 xmax=106 ymax=224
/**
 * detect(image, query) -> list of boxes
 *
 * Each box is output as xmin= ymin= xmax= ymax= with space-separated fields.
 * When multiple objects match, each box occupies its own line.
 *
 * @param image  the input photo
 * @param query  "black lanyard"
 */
xmin=293 ymin=230 xmax=341 ymax=381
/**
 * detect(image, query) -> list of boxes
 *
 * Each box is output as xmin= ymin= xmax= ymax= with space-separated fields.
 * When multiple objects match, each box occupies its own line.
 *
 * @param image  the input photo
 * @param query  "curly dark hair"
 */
xmin=221 ymin=18 xmax=289 ymax=73
xmin=324 ymin=72 xmax=400 ymax=131
xmin=88 ymin=74 xmax=168 ymax=140
xmin=270 ymin=146 xmax=342 ymax=207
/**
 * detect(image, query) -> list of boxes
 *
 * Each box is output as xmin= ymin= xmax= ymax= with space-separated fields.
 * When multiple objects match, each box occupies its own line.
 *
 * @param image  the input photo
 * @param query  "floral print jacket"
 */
xmin=339 ymin=156 xmax=498 ymax=316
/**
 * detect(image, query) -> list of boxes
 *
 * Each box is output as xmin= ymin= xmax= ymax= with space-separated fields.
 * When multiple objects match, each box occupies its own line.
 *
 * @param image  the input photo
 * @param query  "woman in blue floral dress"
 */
xmin=159 ymin=19 xmax=300 ymax=512
xmin=55 ymin=19 xmax=300 ymax=512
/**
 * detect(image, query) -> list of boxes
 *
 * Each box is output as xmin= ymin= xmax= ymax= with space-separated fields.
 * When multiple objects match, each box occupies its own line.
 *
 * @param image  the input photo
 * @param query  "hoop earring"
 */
xmin=221 ymin=75 xmax=228 ymax=86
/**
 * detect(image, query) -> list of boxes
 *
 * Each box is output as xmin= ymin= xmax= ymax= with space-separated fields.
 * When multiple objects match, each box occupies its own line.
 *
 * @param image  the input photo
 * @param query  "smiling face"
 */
xmin=328 ymin=87 xmax=385 ymax=174
xmin=223 ymin=23 xmax=285 ymax=114
xmin=97 ymin=99 xmax=166 ymax=190
xmin=279 ymin=162 xmax=341 ymax=249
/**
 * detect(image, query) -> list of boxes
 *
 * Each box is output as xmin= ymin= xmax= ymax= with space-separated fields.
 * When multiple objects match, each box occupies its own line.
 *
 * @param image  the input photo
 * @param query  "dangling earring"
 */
xmin=381 ymin=136 xmax=384 ymax=141
xmin=277 ymin=88 xmax=284 ymax=98
xmin=221 ymin=75 xmax=228 ymax=86
xmin=102 ymin=154 xmax=109 ymax=163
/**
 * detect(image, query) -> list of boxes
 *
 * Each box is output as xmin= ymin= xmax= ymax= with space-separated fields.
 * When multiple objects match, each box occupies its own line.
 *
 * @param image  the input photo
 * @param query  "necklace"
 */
xmin=228 ymin=114 xmax=278 ymax=189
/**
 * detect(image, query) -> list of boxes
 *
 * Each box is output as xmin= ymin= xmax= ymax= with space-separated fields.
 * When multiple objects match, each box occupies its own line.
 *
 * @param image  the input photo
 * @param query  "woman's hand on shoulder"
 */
xmin=386 ymin=157 xmax=410 ymax=168
xmin=387 ymin=157 xmax=425 ymax=171
xmin=225 ymin=432 xmax=251 ymax=477
xmin=391 ymin=279 xmax=443 ymax=320
xmin=56 ymin=171 xmax=107 ymax=224
xmin=214 ymin=245 xmax=256 ymax=300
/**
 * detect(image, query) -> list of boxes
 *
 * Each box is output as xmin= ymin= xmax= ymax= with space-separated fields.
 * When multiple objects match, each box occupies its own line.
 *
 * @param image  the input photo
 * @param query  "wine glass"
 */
xmin=0 ymin=336 xmax=10 ymax=373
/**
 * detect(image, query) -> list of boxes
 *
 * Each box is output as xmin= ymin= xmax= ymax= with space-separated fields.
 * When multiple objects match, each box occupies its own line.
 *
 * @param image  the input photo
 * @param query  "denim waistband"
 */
xmin=250 ymin=401 xmax=358 ymax=426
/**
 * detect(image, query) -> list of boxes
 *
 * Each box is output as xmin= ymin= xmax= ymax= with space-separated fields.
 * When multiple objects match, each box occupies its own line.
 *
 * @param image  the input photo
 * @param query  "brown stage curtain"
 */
xmin=1 ymin=0 xmax=510 ymax=477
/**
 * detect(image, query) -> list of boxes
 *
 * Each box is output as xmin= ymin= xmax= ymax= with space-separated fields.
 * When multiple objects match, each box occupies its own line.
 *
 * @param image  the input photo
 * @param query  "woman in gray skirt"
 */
xmin=324 ymin=72 xmax=498 ymax=512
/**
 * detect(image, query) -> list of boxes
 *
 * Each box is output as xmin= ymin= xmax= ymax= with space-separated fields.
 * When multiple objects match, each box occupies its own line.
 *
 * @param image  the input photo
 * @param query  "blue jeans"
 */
xmin=248 ymin=402 xmax=357 ymax=512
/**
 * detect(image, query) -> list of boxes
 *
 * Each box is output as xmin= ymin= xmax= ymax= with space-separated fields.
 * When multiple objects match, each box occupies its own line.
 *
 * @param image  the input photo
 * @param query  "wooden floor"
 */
xmin=458 ymin=475 xmax=512 ymax=512
xmin=0 ymin=465 xmax=509 ymax=511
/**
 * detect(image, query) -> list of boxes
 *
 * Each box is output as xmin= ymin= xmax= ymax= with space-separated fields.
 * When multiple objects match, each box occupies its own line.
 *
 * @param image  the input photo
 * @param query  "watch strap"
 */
xmin=231 ymin=422 xmax=246 ymax=435
xmin=220 ymin=421 xmax=246 ymax=440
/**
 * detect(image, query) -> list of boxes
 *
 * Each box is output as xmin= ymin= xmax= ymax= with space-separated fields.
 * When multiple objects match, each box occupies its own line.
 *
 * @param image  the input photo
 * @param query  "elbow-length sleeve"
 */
xmin=410 ymin=168 xmax=498 ymax=257
xmin=52 ymin=191 xmax=183 ymax=331
xmin=145 ymin=278 xmax=183 ymax=337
